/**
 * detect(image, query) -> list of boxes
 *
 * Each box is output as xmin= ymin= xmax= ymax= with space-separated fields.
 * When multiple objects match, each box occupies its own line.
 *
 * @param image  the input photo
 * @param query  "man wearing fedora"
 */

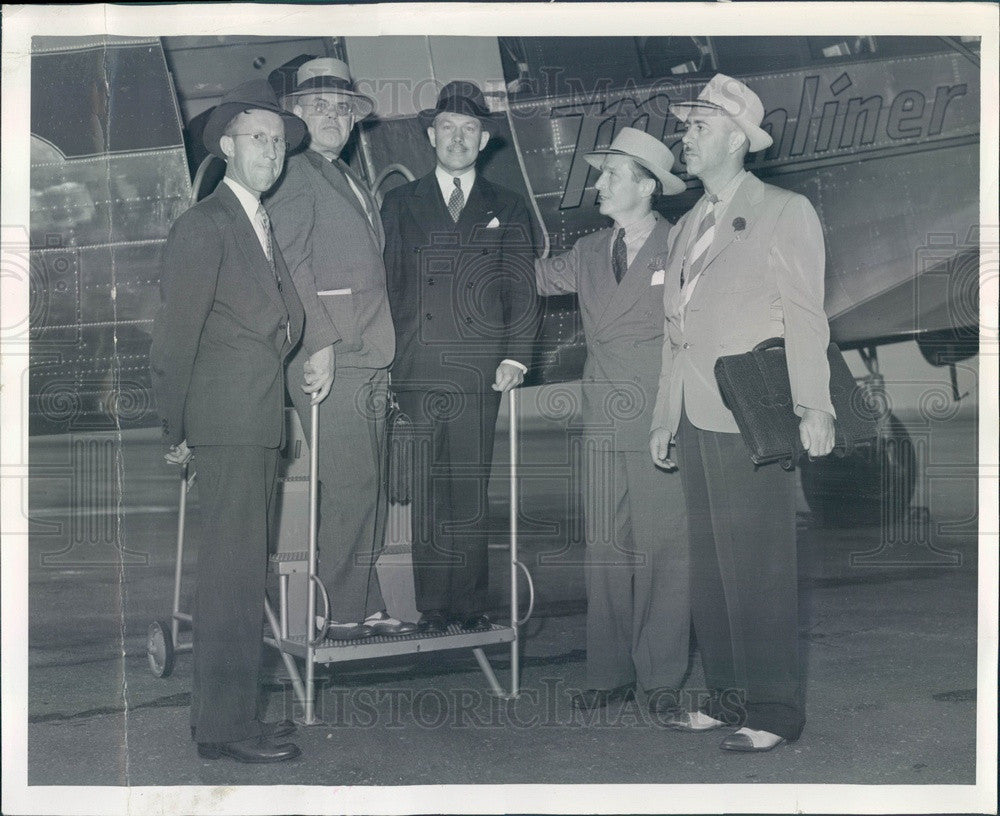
xmin=535 ymin=127 xmax=690 ymax=715
xmin=650 ymin=74 xmax=835 ymax=751
xmin=150 ymin=80 xmax=306 ymax=762
xmin=266 ymin=57 xmax=416 ymax=640
xmin=381 ymin=81 xmax=539 ymax=632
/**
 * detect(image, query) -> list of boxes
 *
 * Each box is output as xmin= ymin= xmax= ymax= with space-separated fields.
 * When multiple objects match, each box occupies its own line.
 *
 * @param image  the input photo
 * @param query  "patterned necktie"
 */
xmin=256 ymin=203 xmax=274 ymax=270
xmin=447 ymin=176 xmax=464 ymax=223
xmin=612 ymin=227 xmax=627 ymax=284
xmin=680 ymin=194 xmax=719 ymax=289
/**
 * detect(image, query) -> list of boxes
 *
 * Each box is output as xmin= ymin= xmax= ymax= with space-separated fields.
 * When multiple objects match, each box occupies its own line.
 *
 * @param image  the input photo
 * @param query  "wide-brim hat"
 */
xmin=281 ymin=57 xmax=375 ymax=119
xmin=584 ymin=127 xmax=686 ymax=196
xmin=670 ymin=73 xmax=773 ymax=153
xmin=417 ymin=80 xmax=496 ymax=133
xmin=202 ymin=79 xmax=307 ymax=159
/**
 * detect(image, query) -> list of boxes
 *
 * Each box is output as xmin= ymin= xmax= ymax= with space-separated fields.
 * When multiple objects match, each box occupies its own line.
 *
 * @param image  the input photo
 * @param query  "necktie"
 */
xmin=680 ymin=194 xmax=718 ymax=289
xmin=612 ymin=228 xmax=627 ymax=284
xmin=256 ymin=203 xmax=274 ymax=270
xmin=447 ymin=176 xmax=464 ymax=223
xmin=257 ymin=202 xmax=290 ymax=343
xmin=339 ymin=161 xmax=376 ymax=231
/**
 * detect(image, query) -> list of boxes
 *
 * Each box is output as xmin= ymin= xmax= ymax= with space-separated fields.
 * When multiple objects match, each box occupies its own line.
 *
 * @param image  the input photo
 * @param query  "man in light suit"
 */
xmin=150 ymin=81 xmax=306 ymax=763
xmin=267 ymin=57 xmax=416 ymax=639
xmin=536 ymin=128 xmax=690 ymax=715
xmin=650 ymin=74 xmax=835 ymax=751
xmin=381 ymin=81 xmax=539 ymax=632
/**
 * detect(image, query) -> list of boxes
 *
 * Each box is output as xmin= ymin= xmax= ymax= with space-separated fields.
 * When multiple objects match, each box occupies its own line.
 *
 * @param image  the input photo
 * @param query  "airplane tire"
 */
xmin=800 ymin=413 xmax=916 ymax=527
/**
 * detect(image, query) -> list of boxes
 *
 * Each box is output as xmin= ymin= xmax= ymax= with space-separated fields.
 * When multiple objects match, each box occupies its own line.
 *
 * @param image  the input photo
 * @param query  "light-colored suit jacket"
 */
xmin=266 ymin=150 xmax=394 ymax=370
xmin=537 ymin=217 xmax=675 ymax=452
xmin=651 ymin=172 xmax=834 ymax=435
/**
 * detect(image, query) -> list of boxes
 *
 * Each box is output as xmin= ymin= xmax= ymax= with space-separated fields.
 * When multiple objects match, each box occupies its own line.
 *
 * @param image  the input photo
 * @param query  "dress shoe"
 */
xmin=662 ymin=710 xmax=726 ymax=732
xmin=321 ymin=619 xmax=373 ymax=640
xmin=459 ymin=613 xmax=491 ymax=631
xmin=417 ymin=610 xmax=449 ymax=633
xmin=365 ymin=610 xmax=418 ymax=636
xmin=197 ymin=736 xmax=301 ymax=763
xmin=570 ymin=683 xmax=635 ymax=711
xmin=261 ymin=719 xmax=296 ymax=739
xmin=720 ymin=727 xmax=787 ymax=752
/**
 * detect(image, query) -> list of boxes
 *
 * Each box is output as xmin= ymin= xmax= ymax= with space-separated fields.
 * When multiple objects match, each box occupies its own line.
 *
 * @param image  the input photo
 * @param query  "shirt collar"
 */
xmin=706 ymin=169 xmax=748 ymax=207
xmin=435 ymin=164 xmax=476 ymax=203
xmin=613 ymin=210 xmax=656 ymax=238
xmin=222 ymin=176 xmax=261 ymax=222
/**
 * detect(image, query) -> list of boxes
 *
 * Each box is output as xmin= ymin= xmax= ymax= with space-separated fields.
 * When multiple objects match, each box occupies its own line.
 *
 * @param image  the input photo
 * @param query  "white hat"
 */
xmin=584 ymin=127 xmax=686 ymax=195
xmin=670 ymin=73 xmax=773 ymax=153
xmin=283 ymin=57 xmax=375 ymax=119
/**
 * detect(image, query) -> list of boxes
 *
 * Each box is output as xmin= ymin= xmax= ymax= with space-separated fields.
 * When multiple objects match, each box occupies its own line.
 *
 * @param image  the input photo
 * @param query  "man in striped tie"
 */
xmin=381 ymin=81 xmax=539 ymax=632
xmin=151 ymin=80 xmax=306 ymax=762
xmin=650 ymin=74 xmax=835 ymax=752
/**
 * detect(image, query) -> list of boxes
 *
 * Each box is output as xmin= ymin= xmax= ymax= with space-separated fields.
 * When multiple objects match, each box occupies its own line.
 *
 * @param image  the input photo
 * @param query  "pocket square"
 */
xmin=485 ymin=216 xmax=500 ymax=228
xmin=650 ymin=269 xmax=665 ymax=286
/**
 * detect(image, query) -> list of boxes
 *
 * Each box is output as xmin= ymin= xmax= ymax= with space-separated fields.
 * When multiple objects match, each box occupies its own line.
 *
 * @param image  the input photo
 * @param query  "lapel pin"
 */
xmin=732 ymin=217 xmax=746 ymax=232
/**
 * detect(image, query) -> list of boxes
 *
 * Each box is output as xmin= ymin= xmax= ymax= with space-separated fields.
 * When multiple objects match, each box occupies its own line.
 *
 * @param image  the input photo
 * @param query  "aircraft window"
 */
xmin=806 ymin=36 xmax=878 ymax=61
xmin=711 ymin=36 xmax=961 ymax=75
xmin=637 ymin=37 xmax=715 ymax=78
xmin=711 ymin=37 xmax=811 ymax=75
xmin=805 ymin=36 xmax=971 ymax=62
xmin=873 ymin=36 xmax=978 ymax=58
xmin=31 ymin=44 xmax=181 ymax=159
xmin=501 ymin=37 xmax=647 ymax=99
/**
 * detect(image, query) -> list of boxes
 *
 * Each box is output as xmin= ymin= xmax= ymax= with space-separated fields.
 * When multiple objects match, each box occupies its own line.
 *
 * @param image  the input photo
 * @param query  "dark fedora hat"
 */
xmin=202 ymin=79 xmax=307 ymax=160
xmin=417 ymin=80 xmax=495 ymax=132
xmin=267 ymin=53 xmax=317 ymax=101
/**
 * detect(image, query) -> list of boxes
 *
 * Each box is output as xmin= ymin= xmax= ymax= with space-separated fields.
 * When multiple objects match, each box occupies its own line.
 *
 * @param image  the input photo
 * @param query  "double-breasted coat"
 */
xmin=380 ymin=171 xmax=539 ymax=617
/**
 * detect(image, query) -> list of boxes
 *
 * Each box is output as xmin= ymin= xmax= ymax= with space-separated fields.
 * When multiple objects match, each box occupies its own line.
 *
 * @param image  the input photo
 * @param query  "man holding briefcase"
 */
xmin=650 ymin=74 xmax=835 ymax=752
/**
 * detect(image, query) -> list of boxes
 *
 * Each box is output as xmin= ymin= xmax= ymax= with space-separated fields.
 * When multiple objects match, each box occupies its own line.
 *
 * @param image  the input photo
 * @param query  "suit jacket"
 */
xmin=265 ymin=150 xmax=394 ymax=370
xmin=150 ymin=183 xmax=304 ymax=448
xmin=651 ymin=172 xmax=834 ymax=435
xmin=537 ymin=218 xmax=674 ymax=452
xmin=381 ymin=172 xmax=539 ymax=393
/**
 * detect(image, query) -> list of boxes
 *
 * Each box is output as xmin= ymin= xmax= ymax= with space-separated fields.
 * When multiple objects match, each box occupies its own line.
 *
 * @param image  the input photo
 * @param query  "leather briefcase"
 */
xmin=713 ymin=337 xmax=879 ymax=468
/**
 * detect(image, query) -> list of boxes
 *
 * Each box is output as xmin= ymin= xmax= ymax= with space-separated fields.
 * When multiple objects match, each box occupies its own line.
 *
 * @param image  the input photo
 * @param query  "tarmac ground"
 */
xmin=22 ymin=405 xmax=982 ymax=791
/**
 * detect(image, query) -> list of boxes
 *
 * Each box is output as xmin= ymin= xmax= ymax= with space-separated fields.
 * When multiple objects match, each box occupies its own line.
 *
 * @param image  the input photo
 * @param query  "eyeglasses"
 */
xmin=230 ymin=132 xmax=288 ymax=149
xmin=303 ymin=99 xmax=354 ymax=117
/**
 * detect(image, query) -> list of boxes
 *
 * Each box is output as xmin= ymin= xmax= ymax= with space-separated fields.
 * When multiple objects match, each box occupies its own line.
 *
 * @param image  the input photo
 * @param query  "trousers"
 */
xmin=395 ymin=389 xmax=501 ymax=617
xmin=190 ymin=444 xmax=278 ymax=743
xmin=288 ymin=357 xmax=388 ymax=622
xmin=676 ymin=410 xmax=804 ymax=740
xmin=581 ymin=444 xmax=690 ymax=692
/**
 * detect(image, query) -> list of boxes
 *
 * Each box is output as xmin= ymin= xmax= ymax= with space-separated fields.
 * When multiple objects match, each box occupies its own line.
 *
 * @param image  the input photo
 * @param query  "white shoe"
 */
xmin=364 ymin=610 xmax=419 ymax=635
xmin=665 ymin=710 xmax=727 ymax=732
xmin=720 ymin=727 xmax=787 ymax=752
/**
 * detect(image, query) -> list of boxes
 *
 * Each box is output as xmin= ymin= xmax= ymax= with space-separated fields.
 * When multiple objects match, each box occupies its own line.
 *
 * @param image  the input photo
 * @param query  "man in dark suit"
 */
xmin=535 ymin=128 xmax=690 ymax=715
xmin=267 ymin=57 xmax=416 ymax=639
xmin=650 ymin=74 xmax=835 ymax=752
xmin=150 ymin=80 xmax=306 ymax=763
xmin=381 ymin=81 xmax=539 ymax=632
